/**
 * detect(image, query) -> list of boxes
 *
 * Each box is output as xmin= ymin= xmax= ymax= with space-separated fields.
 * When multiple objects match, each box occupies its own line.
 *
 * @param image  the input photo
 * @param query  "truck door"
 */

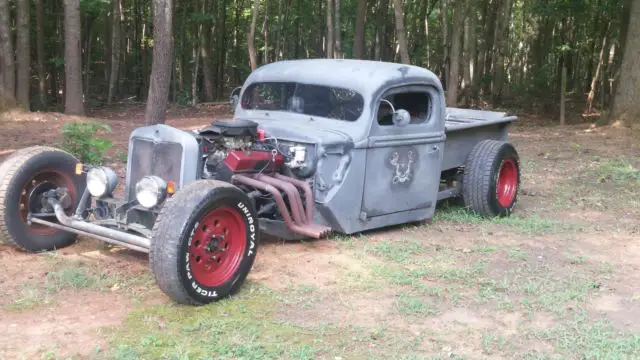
xmin=361 ymin=85 xmax=446 ymax=219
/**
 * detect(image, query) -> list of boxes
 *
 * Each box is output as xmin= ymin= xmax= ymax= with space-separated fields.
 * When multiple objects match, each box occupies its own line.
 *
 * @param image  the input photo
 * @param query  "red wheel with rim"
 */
xmin=150 ymin=180 xmax=258 ymax=305
xmin=0 ymin=146 xmax=88 ymax=251
xmin=188 ymin=207 xmax=247 ymax=287
xmin=18 ymin=169 xmax=78 ymax=236
xmin=462 ymin=140 xmax=520 ymax=217
xmin=496 ymin=159 xmax=518 ymax=208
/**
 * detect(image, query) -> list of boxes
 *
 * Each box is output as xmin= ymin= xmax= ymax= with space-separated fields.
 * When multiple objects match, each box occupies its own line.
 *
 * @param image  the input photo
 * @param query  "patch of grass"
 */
xmin=536 ymin=313 xmax=640 ymax=359
xmin=565 ymin=252 xmax=588 ymax=265
xmin=518 ymin=275 xmax=601 ymax=316
xmin=508 ymin=247 xmax=528 ymax=261
xmin=472 ymin=244 xmax=498 ymax=253
xmin=100 ymin=283 xmax=327 ymax=359
xmin=597 ymin=159 xmax=640 ymax=184
xmin=365 ymin=237 xmax=428 ymax=264
xmin=5 ymin=259 xmax=153 ymax=311
xmin=395 ymin=293 xmax=439 ymax=316
xmin=278 ymin=284 xmax=321 ymax=309
xmin=553 ymin=157 xmax=640 ymax=213
xmin=475 ymin=278 xmax=509 ymax=304
xmin=433 ymin=206 xmax=564 ymax=235
xmin=7 ymin=284 xmax=57 ymax=310
xmin=481 ymin=332 xmax=507 ymax=355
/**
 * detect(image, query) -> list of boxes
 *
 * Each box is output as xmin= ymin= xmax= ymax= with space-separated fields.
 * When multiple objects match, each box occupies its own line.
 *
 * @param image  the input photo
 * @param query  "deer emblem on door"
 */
xmin=389 ymin=149 xmax=417 ymax=185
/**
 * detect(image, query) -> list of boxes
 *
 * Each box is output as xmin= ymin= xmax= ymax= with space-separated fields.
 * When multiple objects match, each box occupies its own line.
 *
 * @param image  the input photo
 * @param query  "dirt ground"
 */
xmin=1 ymin=106 xmax=639 ymax=360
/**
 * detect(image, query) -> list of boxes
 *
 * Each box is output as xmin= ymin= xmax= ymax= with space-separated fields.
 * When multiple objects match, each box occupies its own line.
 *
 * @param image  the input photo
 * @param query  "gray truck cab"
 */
xmin=231 ymin=59 xmax=449 ymax=235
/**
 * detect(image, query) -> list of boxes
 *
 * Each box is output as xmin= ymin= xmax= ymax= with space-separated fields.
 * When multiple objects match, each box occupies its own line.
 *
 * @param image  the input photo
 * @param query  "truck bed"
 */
xmin=441 ymin=107 xmax=518 ymax=171
xmin=445 ymin=107 xmax=517 ymax=132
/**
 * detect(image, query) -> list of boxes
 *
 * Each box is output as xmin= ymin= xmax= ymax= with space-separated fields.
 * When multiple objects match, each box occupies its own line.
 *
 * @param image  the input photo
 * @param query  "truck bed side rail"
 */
xmin=445 ymin=107 xmax=518 ymax=132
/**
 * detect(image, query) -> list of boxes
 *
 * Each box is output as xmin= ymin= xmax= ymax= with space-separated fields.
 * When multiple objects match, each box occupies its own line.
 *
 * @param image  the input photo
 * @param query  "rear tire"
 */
xmin=150 ymin=180 xmax=258 ymax=305
xmin=0 ymin=146 xmax=87 ymax=251
xmin=462 ymin=140 xmax=521 ymax=217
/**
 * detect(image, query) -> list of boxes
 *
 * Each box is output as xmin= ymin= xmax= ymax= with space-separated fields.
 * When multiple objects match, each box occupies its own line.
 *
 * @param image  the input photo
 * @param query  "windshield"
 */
xmin=240 ymin=82 xmax=364 ymax=121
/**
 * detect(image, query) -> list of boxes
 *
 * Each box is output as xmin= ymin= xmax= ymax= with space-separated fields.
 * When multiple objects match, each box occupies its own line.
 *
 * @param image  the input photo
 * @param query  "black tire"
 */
xmin=0 ymin=146 xmax=87 ymax=251
xmin=462 ymin=140 xmax=521 ymax=217
xmin=150 ymin=179 xmax=259 ymax=305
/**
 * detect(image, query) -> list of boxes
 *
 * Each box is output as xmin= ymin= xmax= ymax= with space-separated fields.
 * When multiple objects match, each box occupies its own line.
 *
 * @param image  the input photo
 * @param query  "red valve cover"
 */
xmin=224 ymin=150 xmax=285 ymax=173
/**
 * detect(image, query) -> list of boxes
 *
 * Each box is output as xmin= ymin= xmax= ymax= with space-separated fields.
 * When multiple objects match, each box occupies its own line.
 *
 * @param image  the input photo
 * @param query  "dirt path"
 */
xmin=1 ymin=107 xmax=639 ymax=359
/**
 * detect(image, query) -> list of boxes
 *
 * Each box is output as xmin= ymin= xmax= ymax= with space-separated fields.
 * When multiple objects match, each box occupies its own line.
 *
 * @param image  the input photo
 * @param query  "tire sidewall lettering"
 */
xmin=180 ymin=192 xmax=258 ymax=302
xmin=236 ymin=201 xmax=257 ymax=257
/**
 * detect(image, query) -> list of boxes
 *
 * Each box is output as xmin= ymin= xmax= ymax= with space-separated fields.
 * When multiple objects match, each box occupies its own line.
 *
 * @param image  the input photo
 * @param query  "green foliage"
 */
xmin=597 ymin=159 xmax=640 ymax=184
xmin=60 ymin=121 xmax=113 ymax=164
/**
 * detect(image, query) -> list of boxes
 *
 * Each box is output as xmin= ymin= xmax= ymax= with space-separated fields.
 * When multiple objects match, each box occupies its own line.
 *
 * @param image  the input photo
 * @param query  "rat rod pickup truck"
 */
xmin=0 ymin=59 xmax=520 ymax=305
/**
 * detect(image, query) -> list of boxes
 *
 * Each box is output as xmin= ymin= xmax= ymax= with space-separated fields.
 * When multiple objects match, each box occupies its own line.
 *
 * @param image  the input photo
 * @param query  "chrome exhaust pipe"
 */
xmin=35 ymin=198 xmax=152 ymax=252
xmin=28 ymin=216 xmax=150 ymax=253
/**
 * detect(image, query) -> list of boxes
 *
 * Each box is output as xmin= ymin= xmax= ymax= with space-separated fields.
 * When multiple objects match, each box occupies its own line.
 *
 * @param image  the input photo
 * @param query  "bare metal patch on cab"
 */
xmin=389 ymin=149 xmax=417 ymax=185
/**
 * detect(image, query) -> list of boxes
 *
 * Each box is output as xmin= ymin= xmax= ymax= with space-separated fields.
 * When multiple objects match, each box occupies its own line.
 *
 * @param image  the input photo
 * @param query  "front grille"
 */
xmin=126 ymin=138 xmax=183 ymax=201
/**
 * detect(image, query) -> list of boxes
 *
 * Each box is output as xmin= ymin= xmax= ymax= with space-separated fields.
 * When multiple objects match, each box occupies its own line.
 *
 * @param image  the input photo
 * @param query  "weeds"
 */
xmin=60 ymin=121 xmax=113 ymax=164
xmin=597 ymin=159 xmax=640 ymax=184
xmin=433 ymin=205 xmax=563 ymax=235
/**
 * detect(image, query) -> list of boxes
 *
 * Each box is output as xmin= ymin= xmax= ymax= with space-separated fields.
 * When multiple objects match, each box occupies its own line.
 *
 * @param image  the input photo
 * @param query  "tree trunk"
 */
xmin=463 ymin=0 xmax=476 ymax=105
xmin=144 ymin=0 xmax=173 ymax=125
xmin=316 ymin=0 xmax=324 ymax=57
xmin=63 ymin=0 xmax=84 ymax=116
xmin=585 ymin=24 xmax=610 ymax=115
xmin=16 ymin=0 xmax=30 ymax=109
xmin=353 ymin=0 xmax=366 ymax=59
xmin=491 ymin=0 xmax=512 ymax=105
xmin=200 ymin=1 xmax=214 ymax=100
xmin=334 ymin=0 xmax=342 ymax=58
xmin=560 ymin=63 xmax=566 ymax=125
xmin=440 ymin=0 xmax=449 ymax=88
xmin=0 ymin=0 xmax=16 ymax=105
xmin=192 ymin=33 xmax=200 ymax=106
xmin=36 ymin=0 xmax=47 ymax=108
xmin=604 ymin=42 xmax=616 ymax=107
xmin=248 ymin=0 xmax=259 ymax=70
xmin=609 ymin=0 xmax=640 ymax=128
xmin=108 ymin=0 xmax=122 ymax=104
xmin=481 ymin=0 xmax=497 ymax=95
xmin=447 ymin=0 xmax=464 ymax=106
xmin=275 ymin=0 xmax=283 ymax=60
xmin=84 ymin=19 xmax=93 ymax=99
xmin=326 ymin=0 xmax=334 ymax=58
xmin=262 ymin=0 xmax=269 ymax=64
xmin=392 ymin=0 xmax=410 ymax=64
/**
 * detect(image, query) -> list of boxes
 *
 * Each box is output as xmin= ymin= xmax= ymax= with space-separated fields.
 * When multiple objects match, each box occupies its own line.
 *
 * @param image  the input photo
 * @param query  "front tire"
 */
xmin=150 ymin=180 xmax=259 ymax=305
xmin=0 ymin=146 xmax=87 ymax=251
xmin=462 ymin=140 xmax=521 ymax=217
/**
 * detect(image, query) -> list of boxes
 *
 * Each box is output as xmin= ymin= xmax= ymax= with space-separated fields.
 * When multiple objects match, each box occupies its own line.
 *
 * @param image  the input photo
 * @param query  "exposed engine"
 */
xmin=198 ymin=119 xmax=285 ymax=181
xmin=198 ymin=118 xmax=316 ymax=181
xmin=196 ymin=118 xmax=330 ymax=239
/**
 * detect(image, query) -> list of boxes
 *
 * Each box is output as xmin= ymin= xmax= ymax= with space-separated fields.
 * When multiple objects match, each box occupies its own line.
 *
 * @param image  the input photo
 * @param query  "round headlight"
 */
xmin=86 ymin=167 xmax=118 ymax=197
xmin=135 ymin=176 xmax=167 ymax=208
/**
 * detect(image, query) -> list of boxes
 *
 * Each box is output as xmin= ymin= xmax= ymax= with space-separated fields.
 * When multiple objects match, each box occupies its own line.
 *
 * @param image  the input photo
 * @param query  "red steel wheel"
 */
xmin=18 ymin=169 xmax=78 ymax=236
xmin=150 ymin=180 xmax=258 ymax=305
xmin=0 ymin=146 xmax=88 ymax=252
xmin=188 ymin=207 xmax=247 ymax=287
xmin=462 ymin=140 xmax=521 ymax=217
xmin=496 ymin=159 xmax=518 ymax=208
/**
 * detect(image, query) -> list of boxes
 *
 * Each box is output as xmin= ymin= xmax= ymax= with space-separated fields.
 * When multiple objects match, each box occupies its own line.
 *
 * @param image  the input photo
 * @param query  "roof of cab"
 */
xmin=244 ymin=59 xmax=443 ymax=97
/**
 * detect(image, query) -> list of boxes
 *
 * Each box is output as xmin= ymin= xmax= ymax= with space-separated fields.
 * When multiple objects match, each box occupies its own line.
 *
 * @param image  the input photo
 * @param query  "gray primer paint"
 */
xmin=125 ymin=124 xmax=202 ymax=201
xmin=229 ymin=59 xmax=517 ymax=236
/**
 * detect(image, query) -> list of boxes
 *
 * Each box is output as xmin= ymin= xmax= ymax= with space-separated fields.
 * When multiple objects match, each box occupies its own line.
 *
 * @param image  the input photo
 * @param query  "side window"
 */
xmin=376 ymin=91 xmax=431 ymax=126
